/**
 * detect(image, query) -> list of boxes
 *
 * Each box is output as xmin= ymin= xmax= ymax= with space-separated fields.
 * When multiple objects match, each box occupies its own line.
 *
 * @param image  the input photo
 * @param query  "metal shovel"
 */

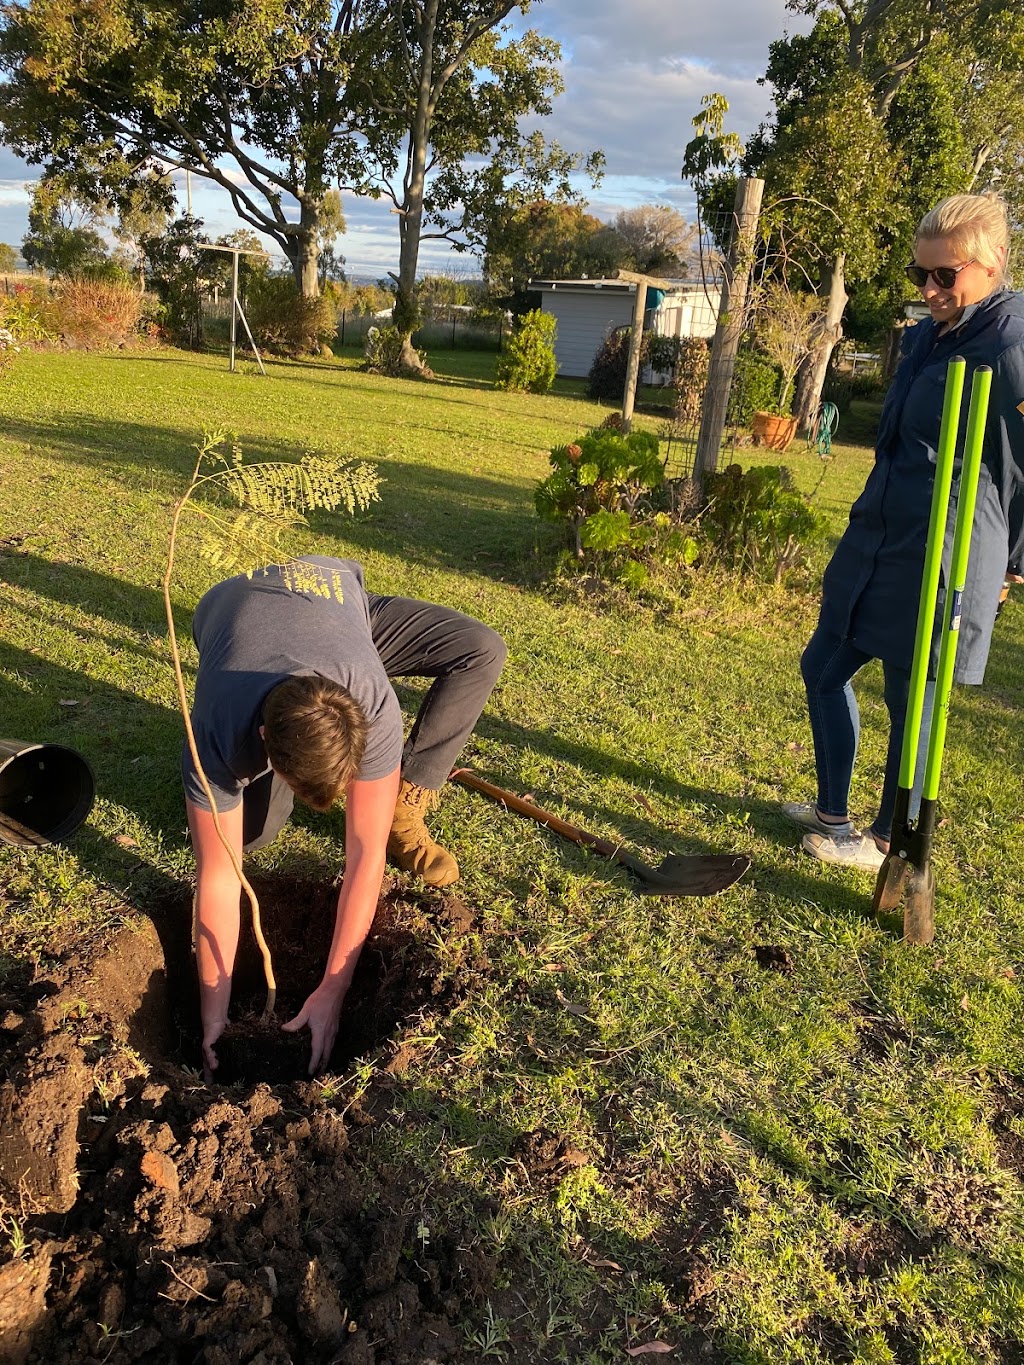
xmin=873 ymin=359 xmax=991 ymax=944
xmin=451 ymin=768 xmax=751 ymax=897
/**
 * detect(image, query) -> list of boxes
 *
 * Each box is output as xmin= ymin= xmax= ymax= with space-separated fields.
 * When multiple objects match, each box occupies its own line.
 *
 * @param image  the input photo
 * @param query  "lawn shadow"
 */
xmin=0 ymin=412 xmax=548 ymax=586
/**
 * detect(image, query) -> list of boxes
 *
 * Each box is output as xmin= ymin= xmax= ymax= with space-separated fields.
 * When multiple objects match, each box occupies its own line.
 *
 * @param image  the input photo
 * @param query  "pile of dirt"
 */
xmin=0 ymin=874 xmax=494 ymax=1364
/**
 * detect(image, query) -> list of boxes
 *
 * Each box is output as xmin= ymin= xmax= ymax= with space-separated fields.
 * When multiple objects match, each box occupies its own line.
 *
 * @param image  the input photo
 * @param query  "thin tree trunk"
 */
xmin=693 ymin=176 xmax=764 ymax=492
xmin=794 ymin=252 xmax=847 ymax=430
xmin=389 ymin=0 xmax=439 ymax=374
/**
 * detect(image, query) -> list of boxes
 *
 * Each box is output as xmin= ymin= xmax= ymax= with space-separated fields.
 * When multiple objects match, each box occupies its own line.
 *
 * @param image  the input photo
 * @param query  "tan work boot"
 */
xmin=387 ymin=781 xmax=460 ymax=887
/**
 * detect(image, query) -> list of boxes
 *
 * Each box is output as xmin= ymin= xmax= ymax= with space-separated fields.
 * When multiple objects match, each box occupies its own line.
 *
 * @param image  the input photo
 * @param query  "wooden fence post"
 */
xmin=693 ymin=176 xmax=764 ymax=491
xmin=616 ymin=268 xmax=673 ymax=434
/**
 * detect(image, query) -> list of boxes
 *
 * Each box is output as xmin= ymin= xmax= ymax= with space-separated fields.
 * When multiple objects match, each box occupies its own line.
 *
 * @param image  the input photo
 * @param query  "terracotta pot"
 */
xmin=751 ymin=411 xmax=799 ymax=452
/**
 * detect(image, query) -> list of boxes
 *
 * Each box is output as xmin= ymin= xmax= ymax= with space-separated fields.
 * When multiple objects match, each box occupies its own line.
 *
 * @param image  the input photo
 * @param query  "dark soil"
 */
xmin=0 ymin=873 xmax=496 ymax=1364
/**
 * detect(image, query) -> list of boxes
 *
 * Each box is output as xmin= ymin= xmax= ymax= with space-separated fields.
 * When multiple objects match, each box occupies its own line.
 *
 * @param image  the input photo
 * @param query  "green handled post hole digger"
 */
xmin=873 ymin=356 xmax=992 ymax=945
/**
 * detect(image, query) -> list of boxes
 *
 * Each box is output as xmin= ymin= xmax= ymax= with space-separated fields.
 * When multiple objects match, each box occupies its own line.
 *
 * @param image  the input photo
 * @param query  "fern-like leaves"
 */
xmin=183 ymin=434 xmax=382 ymax=590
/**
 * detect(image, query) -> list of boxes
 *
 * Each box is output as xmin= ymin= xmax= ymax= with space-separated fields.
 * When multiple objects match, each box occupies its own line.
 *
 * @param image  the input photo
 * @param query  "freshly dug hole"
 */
xmin=1 ymin=874 xmax=492 ymax=1365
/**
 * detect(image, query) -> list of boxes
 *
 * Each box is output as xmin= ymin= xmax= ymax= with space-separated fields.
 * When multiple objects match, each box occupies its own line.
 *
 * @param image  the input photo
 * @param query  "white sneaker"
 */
xmin=801 ymin=829 xmax=886 ymax=871
xmin=781 ymin=801 xmax=854 ymax=837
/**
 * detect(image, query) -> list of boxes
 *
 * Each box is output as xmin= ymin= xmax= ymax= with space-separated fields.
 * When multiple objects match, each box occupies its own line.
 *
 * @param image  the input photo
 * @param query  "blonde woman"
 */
xmin=784 ymin=192 xmax=1024 ymax=869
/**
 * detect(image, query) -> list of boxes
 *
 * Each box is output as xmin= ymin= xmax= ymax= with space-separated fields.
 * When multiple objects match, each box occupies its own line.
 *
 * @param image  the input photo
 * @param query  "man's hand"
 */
xmin=202 ymin=1016 xmax=227 ymax=1082
xmin=283 ymin=982 xmax=347 ymax=1075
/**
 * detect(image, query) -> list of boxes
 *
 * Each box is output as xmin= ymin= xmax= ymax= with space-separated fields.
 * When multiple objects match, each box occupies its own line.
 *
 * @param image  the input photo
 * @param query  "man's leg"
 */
xmin=368 ymin=594 xmax=506 ymax=884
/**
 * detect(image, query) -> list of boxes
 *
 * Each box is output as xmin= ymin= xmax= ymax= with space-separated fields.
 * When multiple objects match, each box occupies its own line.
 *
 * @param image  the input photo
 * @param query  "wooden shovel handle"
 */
xmin=450 ymin=768 xmax=626 ymax=862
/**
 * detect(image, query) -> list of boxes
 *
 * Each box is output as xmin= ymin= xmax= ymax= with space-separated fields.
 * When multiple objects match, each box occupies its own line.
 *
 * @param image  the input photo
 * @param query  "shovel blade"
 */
xmin=902 ymin=864 xmax=935 ymax=945
xmin=637 ymin=853 xmax=751 ymax=898
xmin=872 ymin=854 xmax=935 ymax=944
xmin=872 ymin=852 xmax=913 ymax=916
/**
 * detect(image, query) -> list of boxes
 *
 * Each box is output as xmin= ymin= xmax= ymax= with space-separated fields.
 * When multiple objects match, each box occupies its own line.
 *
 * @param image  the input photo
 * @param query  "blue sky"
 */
xmin=0 ymin=0 xmax=808 ymax=277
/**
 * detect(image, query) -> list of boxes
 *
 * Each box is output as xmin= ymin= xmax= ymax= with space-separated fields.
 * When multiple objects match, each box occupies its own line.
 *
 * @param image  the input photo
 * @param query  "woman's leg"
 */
xmin=869 ymin=666 xmax=935 ymax=843
xmin=799 ymin=626 xmax=874 ymax=820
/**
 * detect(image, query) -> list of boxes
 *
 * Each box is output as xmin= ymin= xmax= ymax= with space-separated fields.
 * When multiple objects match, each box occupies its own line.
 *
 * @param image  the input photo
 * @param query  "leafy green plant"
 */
xmin=750 ymin=281 xmax=826 ymax=416
xmin=702 ymin=462 xmax=828 ymax=581
xmin=646 ymin=332 xmax=684 ymax=377
xmin=727 ymin=347 xmax=783 ymax=426
xmin=164 ymin=433 xmax=382 ymax=1015
xmin=364 ymin=323 xmax=406 ymax=376
xmin=535 ymin=426 xmax=697 ymax=586
xmin=494 ymin=308 xmax=557 ymax=393
xmin=0 ymin=279 xmax=55 ymax=342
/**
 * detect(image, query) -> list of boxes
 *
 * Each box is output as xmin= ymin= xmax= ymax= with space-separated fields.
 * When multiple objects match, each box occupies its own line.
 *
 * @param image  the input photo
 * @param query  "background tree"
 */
xmin=484 ymin=200 xmax=625 ymax=308
xmin=0 ymin=243 xmax=18 ymax=273
xmin=316 ymin=191 xmax=347 ymax=291
xmin=612 ymin=205 xmax=698 ymax=277
xmin=110 ymin=170 xmax=175 ymax=286
xmin=0 ymin=0 xmax=598 ymax=364
xmin=0 ymin=0 xmax=356 ymax=296
xmin=21 ymin=175 xmax=110 ymax=277
xmin=747 ymin=0 xmax=1024 ymax=423
xmin=141 ymin=215 xmax=212 ymax=348
xmin=339 ymin=10 xmax=602 ymax=371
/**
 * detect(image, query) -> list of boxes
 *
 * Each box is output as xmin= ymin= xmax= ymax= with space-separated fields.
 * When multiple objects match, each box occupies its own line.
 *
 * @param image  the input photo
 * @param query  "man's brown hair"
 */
xmin=261 ymin=675 xmax=368 ymax=810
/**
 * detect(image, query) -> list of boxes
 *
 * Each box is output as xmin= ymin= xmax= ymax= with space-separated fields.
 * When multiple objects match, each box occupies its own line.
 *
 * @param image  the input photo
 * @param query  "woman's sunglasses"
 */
xmin=904 ymin=260 xmax=974 ymax=289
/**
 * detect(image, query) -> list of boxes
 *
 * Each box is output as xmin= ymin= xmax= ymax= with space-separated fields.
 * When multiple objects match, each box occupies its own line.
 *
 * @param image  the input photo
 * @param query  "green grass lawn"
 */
xmin=2 ymin=345 xmax=1024 ymax=1363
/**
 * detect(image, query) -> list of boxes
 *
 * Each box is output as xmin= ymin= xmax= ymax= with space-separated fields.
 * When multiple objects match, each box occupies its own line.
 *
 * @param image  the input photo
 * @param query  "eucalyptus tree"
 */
xmin=1 ymin=0 xmax=598 ymax=369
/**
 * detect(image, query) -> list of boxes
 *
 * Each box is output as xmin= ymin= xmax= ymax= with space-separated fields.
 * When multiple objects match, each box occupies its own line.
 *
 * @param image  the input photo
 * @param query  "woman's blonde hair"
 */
xmin=915 ymin=191 xmax=1010 ymax=281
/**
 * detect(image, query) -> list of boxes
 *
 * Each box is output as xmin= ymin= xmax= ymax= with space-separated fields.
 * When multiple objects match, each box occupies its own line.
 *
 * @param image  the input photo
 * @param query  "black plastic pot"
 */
xmin=0 ymin=740 xmax=95 ymax=848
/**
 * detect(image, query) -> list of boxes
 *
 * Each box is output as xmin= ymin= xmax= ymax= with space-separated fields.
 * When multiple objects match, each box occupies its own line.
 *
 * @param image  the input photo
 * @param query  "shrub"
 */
xmin=646 ymin=333 xmax=684 ymax=377
xmin=534 ymin=425 xmax=697 ymax=586
xmin=245 ymin=276 xmax=336 ymax=356
xmin=587 ymin=325 xmax=637 ymax=401
xmin=0 ymin=280 xmax=54 ymax=342
xmin=0 ymin=326 xmax=21 ymax=377
xmin=364 ymin=324 xmax=405 ymax=375
xmin=702 ymin=463 xmax=828 ymax=581
xmin=726 ymin=347 xmax=782 ymax=426
xmin=494 ymin=308 xmax=557 ymax=393
xmin=47 ymin=275 xmax=142 ymax=348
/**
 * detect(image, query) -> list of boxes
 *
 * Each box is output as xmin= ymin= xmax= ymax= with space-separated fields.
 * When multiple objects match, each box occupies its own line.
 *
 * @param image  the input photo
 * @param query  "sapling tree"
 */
xmin=163 ymin=433 xmax=381 ymax=1019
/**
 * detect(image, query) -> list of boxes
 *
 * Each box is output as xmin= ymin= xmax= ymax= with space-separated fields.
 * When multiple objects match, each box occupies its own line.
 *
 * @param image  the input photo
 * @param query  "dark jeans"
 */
xmin=800 ymin=624 xmax=934 ymax=841
xmin=243 ymin=596 xmax=506 ymax=851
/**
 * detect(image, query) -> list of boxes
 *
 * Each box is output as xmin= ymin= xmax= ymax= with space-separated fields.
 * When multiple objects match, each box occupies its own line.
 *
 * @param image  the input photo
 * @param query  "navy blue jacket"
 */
xmin=819 ymin=289 xmax=1024 ymax=684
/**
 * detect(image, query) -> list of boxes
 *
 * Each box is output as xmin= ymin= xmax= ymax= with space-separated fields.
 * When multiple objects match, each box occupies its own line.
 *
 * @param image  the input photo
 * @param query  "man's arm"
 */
xmin=283 ymin=767 xmax=400 ymax=1073
xmin=186 ymin=797 xmax=245 ymax=1078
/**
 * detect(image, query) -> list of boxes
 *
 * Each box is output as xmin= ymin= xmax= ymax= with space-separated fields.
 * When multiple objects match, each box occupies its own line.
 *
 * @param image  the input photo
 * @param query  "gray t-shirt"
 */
xmin=182 ymin=557 xmax=403 ymax=812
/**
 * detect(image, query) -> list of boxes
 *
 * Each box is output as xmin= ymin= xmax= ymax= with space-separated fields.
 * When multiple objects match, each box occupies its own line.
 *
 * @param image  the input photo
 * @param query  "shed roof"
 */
xmin=530 ymin=277 xmax=715 ymax=295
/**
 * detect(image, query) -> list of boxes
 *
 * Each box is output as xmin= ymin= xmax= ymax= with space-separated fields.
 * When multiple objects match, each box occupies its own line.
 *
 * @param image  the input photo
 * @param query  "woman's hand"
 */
xmin=283 ymin=981 xmax=347 ymax=1075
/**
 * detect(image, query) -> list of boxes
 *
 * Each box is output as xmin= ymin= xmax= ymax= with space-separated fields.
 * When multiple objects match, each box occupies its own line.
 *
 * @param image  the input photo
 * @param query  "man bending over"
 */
xmin=183 ymin=556 xmax=506 ymax=1076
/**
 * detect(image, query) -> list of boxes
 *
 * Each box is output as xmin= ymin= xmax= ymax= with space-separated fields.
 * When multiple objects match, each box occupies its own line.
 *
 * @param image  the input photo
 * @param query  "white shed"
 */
xmin=531 ymin=277 xmax=722 ymax=379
